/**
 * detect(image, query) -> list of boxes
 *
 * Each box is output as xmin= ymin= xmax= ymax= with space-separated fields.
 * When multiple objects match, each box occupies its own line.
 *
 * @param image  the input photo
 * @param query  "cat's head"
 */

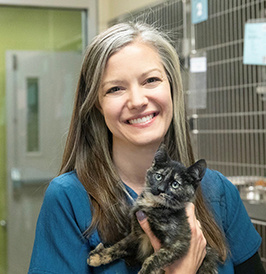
xmin=145 ymin=145 xmax=207 ymax=209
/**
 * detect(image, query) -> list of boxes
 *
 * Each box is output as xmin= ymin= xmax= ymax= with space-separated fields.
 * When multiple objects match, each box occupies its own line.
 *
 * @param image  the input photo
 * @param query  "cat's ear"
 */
xmin=152 ymin=144 xmax=170 ymax=166
xmin=187 ymin=159 xmax=207 ymax=187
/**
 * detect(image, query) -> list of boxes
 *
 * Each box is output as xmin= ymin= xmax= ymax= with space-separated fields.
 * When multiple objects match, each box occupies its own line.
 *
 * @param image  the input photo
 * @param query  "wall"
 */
xmin=98 ymin=0 xmax=161 ymax=31
xmin=0 ymin=7 xmax=82 ymax=272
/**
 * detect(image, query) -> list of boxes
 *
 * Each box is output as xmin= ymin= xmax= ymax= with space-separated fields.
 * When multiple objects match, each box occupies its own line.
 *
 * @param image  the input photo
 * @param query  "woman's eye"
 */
xmin=147 ymin=77 xmax=159 ymax=83
xmin=171 ymin=181 xmax=180 ymax=189
xmin=106 ymin=86 xmax=122 ymax=94
xmin=144 ymin=77 xmax=161 ymax=86
xmin=154 ymin=173 xmax=162 ymax=181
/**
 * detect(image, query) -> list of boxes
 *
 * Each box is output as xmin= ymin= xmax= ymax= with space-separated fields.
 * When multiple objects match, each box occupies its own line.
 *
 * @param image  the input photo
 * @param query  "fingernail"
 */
xmin=136 ymin=211 xmax=147 ymax=221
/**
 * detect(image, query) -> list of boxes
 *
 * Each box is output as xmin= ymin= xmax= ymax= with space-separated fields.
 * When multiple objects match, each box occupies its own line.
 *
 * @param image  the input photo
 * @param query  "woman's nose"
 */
xmin=127 ymin=87 xmax=148 ymax=109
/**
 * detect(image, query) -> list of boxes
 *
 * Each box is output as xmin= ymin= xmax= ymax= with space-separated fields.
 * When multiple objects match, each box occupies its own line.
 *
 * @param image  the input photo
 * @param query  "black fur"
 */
xmin=87 ymin=145 xmax=218 ymax=274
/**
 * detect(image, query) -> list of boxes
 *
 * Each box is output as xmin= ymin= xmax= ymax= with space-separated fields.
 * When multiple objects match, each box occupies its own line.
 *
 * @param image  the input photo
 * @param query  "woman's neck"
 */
xmin=112 ymin=142 xmax=159 ymax=195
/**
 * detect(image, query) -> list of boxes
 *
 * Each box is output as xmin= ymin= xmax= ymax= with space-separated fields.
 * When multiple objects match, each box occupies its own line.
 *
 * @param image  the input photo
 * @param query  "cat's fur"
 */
xmin=87 ymin=145 xmax=218 ymax=274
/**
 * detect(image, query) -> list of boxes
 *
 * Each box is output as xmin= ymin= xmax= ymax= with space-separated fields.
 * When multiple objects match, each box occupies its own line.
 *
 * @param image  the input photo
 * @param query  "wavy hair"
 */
xmin=60 ymin=22 xmax=227 ymax=261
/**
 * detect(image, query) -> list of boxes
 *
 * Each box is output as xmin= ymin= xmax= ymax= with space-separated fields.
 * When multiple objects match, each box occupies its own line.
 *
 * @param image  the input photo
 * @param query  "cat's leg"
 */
xmin=87 ymin=233 xmax=137 ymax=267
xmin=139 ymin=242 xmax=189 ymax=274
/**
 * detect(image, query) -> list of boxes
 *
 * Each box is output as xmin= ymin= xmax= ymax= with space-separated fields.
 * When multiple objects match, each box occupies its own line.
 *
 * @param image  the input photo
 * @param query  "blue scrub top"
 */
xmin=28 ymin=169 xmax=261 ymax=273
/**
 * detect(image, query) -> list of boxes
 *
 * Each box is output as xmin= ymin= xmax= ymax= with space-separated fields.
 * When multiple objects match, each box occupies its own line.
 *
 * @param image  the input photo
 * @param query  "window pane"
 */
xmin=27 ymin=78 xmax=39 ymax=152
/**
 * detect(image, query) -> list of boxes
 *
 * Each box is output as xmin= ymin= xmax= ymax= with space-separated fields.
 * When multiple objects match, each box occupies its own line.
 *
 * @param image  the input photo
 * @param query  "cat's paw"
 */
xmin=87 ymin=243 xmax=113 ymax=267
xmin=87 ymin=243 xmax=104 ymax=266
xmin=87 ymin=253 xmax=102 ymax=267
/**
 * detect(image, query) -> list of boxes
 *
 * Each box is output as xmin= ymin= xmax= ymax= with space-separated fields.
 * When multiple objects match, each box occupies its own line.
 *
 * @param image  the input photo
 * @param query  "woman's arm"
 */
xmin=234 ymin=252 xmax=266 ymax=274
xmin=137 ymin=203 xmax=206 ymax=274
xmin=28 ymin=175 xmax=92 ymax=273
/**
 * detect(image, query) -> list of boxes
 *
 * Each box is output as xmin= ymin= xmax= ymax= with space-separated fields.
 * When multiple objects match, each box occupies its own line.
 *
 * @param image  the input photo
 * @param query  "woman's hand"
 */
xmin=136 ymin=203 xmax=207 ymax=274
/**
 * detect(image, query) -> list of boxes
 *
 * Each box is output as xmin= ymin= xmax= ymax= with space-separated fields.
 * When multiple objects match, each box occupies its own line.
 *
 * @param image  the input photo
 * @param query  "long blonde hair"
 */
xmin=60 ymin=22 xmax=227 ymax=261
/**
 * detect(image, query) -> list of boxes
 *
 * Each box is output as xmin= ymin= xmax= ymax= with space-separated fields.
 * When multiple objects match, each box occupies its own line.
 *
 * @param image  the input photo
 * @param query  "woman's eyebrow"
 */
xmin=141 ymin=68 xmax=163 ymax=78
xmin=101 ymin=80 xmax=125 ymax=89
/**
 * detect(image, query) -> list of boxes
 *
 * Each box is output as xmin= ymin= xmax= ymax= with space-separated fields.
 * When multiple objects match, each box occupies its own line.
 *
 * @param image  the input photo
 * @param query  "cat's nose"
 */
xmin=157 ymin=183 xmax=165 ymax=193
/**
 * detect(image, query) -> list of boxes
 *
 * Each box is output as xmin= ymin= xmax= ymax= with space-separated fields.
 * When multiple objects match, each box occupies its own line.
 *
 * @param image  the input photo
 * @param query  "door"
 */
xmin=6 ymin=51 xmax=82 ymax=273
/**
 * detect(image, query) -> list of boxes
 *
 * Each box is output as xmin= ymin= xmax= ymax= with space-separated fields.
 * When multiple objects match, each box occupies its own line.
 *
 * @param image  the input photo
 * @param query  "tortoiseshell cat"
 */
xmin=87 ymin=145 xmax=218 ymax=274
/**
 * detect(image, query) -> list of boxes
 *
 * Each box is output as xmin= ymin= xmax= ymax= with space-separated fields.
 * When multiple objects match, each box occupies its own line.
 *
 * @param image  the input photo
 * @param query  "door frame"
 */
xmin=0 ymin=0 xmax=98 ymax=45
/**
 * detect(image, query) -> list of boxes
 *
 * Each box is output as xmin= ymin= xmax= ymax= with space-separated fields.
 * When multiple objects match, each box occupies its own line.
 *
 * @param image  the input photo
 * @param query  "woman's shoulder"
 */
xmin=45 ymin=170 xmax=90 ymax=209
xmin=201 ymin=168 xmax=239 ymax=202
xmin=49 ymin=170 xmax=81 ymax=187
xmin=43 ymin=171 xmax=92 ymax=230
xmin=202 ymin=170 xmax=262 ymax=265
xmin=46 ymin=170 xmax=88 ymax=199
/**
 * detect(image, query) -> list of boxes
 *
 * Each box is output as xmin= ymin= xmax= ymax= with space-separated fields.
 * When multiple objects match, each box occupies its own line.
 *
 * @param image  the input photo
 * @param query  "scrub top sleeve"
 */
xmin=218 ymin=173 xmax=262 ymax=266
xmin=29 ymin=178 xmax=92 ymax=274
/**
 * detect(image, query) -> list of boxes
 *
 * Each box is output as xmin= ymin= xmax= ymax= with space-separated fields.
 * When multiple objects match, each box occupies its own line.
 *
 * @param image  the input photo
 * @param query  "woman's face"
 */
xmin=98 ymin=41 xmax=173 ymax=149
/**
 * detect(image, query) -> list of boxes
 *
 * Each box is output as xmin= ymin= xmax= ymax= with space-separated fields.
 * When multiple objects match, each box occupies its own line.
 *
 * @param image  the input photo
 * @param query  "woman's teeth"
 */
xmin=128 ymin=114 xmax=154 ymax=125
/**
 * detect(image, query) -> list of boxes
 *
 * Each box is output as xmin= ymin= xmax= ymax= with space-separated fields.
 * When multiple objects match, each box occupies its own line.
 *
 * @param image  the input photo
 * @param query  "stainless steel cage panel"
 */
xmin=192 ymin=0 xmax=266 ymax=177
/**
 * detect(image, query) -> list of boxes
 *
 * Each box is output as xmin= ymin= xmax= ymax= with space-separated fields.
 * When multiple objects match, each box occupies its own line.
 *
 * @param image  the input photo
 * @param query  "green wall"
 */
xmin=0 ymin=7 xmax=82 ymax=272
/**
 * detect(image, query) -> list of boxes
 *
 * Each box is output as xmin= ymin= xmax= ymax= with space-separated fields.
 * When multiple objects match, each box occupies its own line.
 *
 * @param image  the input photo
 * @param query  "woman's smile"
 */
xmin=127 ymin=112 xmax=158 ymax=126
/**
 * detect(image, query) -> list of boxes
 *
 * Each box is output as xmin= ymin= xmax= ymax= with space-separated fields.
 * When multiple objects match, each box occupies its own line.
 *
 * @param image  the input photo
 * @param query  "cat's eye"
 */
xmin=154 ymin=173 xmax=162 ymax=181
xmin=171 ymin=181 xmax=180 ymax=189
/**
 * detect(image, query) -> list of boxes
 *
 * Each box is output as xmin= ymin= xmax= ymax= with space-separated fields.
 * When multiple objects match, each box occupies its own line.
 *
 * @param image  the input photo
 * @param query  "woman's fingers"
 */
xmin=136 ymin=211 xmax=161 ymax=251
xmin=185 ymin=203 xmax=207 ymax=268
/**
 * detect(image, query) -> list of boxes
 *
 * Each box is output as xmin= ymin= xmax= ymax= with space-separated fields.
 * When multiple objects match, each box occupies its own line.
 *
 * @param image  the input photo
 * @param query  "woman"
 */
xmin=29 ymin=22 xmax=264 ymax=273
